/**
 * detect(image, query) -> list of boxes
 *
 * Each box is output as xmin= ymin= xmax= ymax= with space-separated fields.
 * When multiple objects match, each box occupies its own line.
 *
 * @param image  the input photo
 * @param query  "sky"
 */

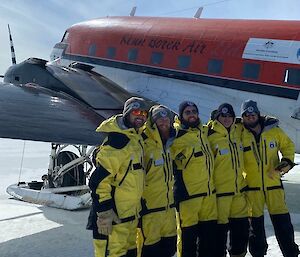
xmin=1 ymin=0 xmax=300 ymax=77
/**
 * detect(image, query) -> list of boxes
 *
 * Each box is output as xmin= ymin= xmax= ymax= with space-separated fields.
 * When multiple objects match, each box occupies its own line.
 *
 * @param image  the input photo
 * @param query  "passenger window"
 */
xmin=208 ymin=59 xmax=223 ymax=74
xmin=151 ymin=52 xmax=163 ymax=65
xmin=242 ymin=63 xmax=260 ymax=79
xmin=178 ymin=56 xmax=191 ymax=69
xmin=88 ymin=44 xmax=97 ymax=56
xmin=128 ymin=48 xmax=138 ymax=61
xmin=284 ymin=68 xmax=300 ymax=86
xmin=106 ymin=47 xmax=116 ymax=58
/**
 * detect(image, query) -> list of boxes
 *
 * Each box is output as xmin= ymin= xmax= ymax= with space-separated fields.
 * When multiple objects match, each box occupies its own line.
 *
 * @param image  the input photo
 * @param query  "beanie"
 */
xmin=178 ymin=101 xmax=198 ymax=119
xmin=241 ymin=100 xmax=260 ymax=116
xmin=123 ymin=97 xmax=147 ymax=117
xmin=151 ymin=105 xmax=173 ymax=123
xmin=216 ymin=103 xmax=235 ymax=118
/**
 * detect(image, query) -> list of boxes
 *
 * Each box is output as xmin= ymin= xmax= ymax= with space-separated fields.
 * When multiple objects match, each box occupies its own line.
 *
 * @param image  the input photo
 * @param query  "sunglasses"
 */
xmin=184 ymin=109 xmax=198 ymax=115
xmin=131 ymin=109 xmax=148 ymax=117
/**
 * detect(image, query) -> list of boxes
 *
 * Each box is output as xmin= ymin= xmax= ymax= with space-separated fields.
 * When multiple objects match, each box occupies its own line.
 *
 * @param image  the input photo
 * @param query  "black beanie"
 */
xmin=216 ymin=103 xmax=235 ymax=118
xmin=241 ymin=100 xmax=260 ymax=116
xmin=178 ymin=101 xmax=198 ymax=119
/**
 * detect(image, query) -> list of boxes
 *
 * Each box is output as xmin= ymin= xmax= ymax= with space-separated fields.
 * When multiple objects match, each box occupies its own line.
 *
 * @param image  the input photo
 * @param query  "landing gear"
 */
xmin=7 ymin=143 xmax=97 ymax=210
xmin=43 ymin=143 xmax=95 ymax=190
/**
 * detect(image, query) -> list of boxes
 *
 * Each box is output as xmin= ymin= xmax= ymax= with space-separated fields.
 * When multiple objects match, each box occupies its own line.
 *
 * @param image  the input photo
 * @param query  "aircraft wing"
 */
xmin=0 ymin=82 xmax=108 ymax=145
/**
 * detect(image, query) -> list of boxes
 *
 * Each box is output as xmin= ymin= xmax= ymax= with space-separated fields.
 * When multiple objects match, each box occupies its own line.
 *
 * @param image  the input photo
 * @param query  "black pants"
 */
xmin=249 ymin=214 xmax=299 ymax=257
xmin=181 ymin=220 xmax=217 ymax=257
xmin=229 ymin=217 xmax=250 ymax=256
xmin=271 ymin=213 xmax=299 ymax=257
xmin=121 ymin=248 xmax=137 ymax=257
xmin=215 ymin=218 xmax=249 ymax=257
xmin=141 ymin=236 xmax=176 ymax=257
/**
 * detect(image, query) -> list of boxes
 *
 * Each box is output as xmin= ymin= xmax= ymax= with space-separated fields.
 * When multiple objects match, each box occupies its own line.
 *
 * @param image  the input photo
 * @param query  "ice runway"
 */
xmin=0 ymin=139 xmax=300 ymax=257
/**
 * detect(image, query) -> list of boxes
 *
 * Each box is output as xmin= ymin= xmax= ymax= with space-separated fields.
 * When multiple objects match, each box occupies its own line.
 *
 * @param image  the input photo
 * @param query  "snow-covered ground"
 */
xmin=0 ymin=138 xmax=300 ymax=257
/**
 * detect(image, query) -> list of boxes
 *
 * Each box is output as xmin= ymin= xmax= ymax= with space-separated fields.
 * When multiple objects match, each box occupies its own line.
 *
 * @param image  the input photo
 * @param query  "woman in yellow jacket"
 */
xmin=139 ymin=105 xmax=177 ymax=257
xmin=207 ymin=103 xmax=249 ymax=257
xmin=241 ymin=100 xmax=299 ymax=257
xmin=87 ymin=97 xmax=148 ymax=257
xmin=171 ymin=101 xmax=217 ymax=257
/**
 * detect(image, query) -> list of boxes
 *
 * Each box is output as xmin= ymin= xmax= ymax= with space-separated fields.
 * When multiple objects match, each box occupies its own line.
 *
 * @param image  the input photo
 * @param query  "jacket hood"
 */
xmin=96 ymin=115 xmax=138 ymax=134
xmin=261 ymin=116 xmax=279 ymax=132
xmin=211 ymin=119 xmax=236 ymax=135
xmin=144 ymin=120 xmax=176 ymax=148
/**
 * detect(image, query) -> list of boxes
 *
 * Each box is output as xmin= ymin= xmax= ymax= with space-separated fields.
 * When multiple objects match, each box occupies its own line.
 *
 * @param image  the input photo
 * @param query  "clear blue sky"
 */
xmin=1 ymin=0 xmax=300 ymax=77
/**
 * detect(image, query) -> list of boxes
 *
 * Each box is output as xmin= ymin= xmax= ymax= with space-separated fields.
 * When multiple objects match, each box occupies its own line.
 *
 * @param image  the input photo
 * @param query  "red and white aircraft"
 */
xmin=50 ymin=16 xmax=300 ymax=151
xmin=2 ymin=15 xmax=300 ymax=209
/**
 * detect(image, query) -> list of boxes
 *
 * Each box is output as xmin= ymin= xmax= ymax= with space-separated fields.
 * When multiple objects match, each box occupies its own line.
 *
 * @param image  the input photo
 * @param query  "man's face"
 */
xmin=218 ymin=113 xmax=234 ymax=128
xmin=182 ymin=106 xmax=199 ymax=126
xmin=128 ymin=109 xmax=147 ymax=129
xmin=155 ymin=116 xmax=171 ymax=134
xmin=242 ymin=112 xmax=259 ymax=128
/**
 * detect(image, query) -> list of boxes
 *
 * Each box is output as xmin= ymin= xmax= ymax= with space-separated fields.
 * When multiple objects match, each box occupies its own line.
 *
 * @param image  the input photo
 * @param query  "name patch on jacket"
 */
xmin=154 ymin=158 xmax=164 ymax=166
xmin=219 ymin=148 xmax=229 ymax=155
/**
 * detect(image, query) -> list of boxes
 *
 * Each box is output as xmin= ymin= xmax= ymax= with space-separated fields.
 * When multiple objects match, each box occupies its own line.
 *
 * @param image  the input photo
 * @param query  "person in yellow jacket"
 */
xmin=207 ymin=103 xmax=249 ymax=257
xmin=139 ymin=105 xmax=177 ymax=257
xmin=241 ymin=100 xmax=299 ymax=257
xmin=171 ymin=101 xmax=217 ymax=257
xmin=87 ymin=97 xmax=148 ymax=257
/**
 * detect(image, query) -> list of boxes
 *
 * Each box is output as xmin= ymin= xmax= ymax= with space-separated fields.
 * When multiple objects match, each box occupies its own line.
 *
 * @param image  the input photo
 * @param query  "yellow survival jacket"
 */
xmin=242 ymin=116 xmax=295 ymax=191
xmin=141 ymin=122 xmax=175 ymax=214
xmin=207 ymin=119 xmax=247 ymax=197
xmin=89 ymin=115 xmax=145 ymax=220
xmin=171 ymin=123 xmax=215 ymax=203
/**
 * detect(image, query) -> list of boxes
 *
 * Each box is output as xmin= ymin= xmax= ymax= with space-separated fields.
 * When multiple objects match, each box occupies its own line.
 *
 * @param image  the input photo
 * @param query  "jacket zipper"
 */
xmin=229 ymin=133 xmax=238 ymax=193
xmin=118 ymin=159 xmax=133 ymax=186
xmin=199 ymin=128 xmax=212 ymax=195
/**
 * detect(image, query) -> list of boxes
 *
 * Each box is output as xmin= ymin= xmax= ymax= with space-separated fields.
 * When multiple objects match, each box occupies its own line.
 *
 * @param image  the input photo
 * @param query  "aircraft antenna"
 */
xmin=194 ymin=7 xmax=203 ymax=18
xmin=130 ymin=6 xmax=137 ymax=16
xmin=8 ymin=24 xmax=17 ymax=65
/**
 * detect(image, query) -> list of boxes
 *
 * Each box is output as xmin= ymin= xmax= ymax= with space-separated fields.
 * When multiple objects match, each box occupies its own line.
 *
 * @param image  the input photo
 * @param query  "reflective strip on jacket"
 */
xmin=89 ymin=115 xmax=145 ymax=220
xmin=141 ymin=121 xmax=175 ymax=213
xmin=242 ymin=116 xmax=295 ymax=191
xmin=171 ymin=123 xmax=215 ymax=203
xmin=207 ymin=120 xmax=247 ymax=196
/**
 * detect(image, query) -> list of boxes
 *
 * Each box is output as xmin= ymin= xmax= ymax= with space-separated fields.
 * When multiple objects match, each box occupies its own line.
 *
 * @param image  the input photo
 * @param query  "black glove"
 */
xmin=275 ymin=158 xmax=295 ymax=175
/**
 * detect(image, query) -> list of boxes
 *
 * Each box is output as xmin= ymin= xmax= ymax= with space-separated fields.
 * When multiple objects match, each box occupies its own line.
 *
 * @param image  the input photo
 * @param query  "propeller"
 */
xmin=8 ymin=24 xmax=17 ymax=65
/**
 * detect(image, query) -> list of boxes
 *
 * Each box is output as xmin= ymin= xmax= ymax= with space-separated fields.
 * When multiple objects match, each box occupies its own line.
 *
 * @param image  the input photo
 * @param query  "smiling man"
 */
xmin=171 ymin=101 xmax=217 ymax=257
xmin=207 ymin=103 xmax=249 ymax=257
xmin=241 ymin=100 xmax=299 ymax=257
xmin=87 ymin=97 xmax=148 ymax=257
xmin=139 ymin=105 xmax=176 ymax=257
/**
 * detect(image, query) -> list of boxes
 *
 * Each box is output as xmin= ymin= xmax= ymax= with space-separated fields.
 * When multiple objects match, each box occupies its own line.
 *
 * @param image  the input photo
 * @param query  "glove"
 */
xmin=268 ymin=159 xmax=294 ymax=179
xmin=275 ymin=159 xmax=294 ymax=175
xmin=96 ymin=209 xmax=121 ymax=235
